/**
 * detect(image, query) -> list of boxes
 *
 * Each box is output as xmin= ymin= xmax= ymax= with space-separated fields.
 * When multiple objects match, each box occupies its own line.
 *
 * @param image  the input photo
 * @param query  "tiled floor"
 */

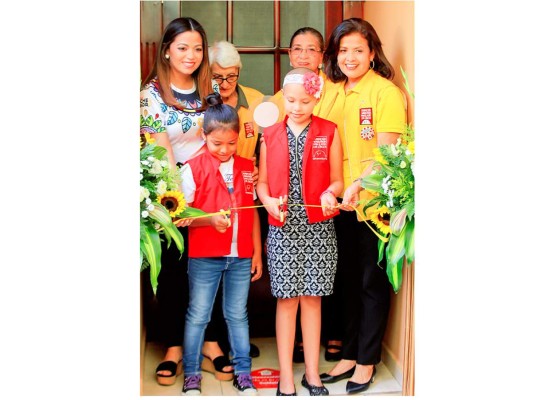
xmin=141 ymin=337 xmax=402 ymax=396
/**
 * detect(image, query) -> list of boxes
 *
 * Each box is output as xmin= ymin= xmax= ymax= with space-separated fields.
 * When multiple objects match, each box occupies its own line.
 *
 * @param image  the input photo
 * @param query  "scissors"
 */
xmin=278 ymin=196 xmax=285 ymax=223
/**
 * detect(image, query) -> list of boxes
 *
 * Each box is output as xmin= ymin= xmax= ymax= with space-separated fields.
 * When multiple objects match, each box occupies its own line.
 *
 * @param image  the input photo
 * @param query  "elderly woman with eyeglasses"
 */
xmin=268 ymin=27 xmax=335 ymax=122
xmin=208 ymin=41 xmax=265 ymax=161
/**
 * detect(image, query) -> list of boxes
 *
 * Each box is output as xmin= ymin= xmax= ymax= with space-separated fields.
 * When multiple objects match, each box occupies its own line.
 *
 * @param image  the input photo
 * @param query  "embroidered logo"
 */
xmin=242 ymin=171 xmax=254 ymax=195
xmin=360 ymin=107 xmax=373 ymax=125
xmin=311 ymin=136 xmax=328 ymax=160
xmin=360 ymin=126 xmax=375 ymax=140
xmin=244 ymin=122 xmax=255 ymax=138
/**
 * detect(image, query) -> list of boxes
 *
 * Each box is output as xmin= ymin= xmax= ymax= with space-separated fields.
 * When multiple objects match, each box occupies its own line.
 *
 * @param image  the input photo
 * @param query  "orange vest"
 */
xmin=263 ymin=115 xmax=339 ymax=226
xmin=187 ymin=152 xmax=255 ymax=258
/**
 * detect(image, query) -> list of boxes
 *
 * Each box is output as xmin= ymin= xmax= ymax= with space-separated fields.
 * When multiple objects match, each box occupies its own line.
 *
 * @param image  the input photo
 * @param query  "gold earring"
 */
xmin=370 ymin=60 xmax=375 ymax=69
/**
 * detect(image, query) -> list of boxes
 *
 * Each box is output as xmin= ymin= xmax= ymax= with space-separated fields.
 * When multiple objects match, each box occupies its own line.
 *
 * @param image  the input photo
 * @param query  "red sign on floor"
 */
xmin=251 ymin=368 xmax=280 ymax=389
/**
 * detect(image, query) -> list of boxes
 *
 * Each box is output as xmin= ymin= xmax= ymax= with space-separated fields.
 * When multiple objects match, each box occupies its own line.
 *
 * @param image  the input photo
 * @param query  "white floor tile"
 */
xmin=142 ymin=337 xmax=402 ymax=396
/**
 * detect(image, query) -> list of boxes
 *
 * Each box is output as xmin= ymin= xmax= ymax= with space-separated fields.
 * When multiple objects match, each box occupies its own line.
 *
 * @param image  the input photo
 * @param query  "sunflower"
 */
xmin=157 ymin=190 xmax=186 ymax=217
xmin=368 ymin=206 xmax=391 ymax=235
xmin=140 ymin=132 xmax=156 ymax=149
xmin=408 ymin=140 xmax=415 ymax=155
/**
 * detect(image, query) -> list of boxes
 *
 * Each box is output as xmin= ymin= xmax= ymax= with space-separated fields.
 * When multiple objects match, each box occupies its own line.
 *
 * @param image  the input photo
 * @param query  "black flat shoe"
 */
xmin=250 ymin=343 xmax=260 ymax=358
xmin=301 ymin=374 xmax=329 ymax=396
xmin=320 ymin=366 xmax=355 ymax=384
xmin=324 ymin=344 xmax=342 ymax=362
xmin=346 ymin=366 xmax=376 ymax=395
xmin=293 ymin=342 xmax=304 ymax=363
xmin=276 ymin=381 xmax=297 ymax=396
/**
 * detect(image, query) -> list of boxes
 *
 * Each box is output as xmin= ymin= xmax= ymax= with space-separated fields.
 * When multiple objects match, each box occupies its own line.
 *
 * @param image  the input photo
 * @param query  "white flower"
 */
xmin=160 ymin=160 xmax=168 ymax=168
xmin=390 ymin=144 xmax=399 ymax=157
xmin=141 ymin=210 xmax=149 ymax=218
xmin=140 ymin=173 xmax=143 ymax=180
xmin=147 ymin=203 xmax=155 ymax=211
xmin=147 ymin=156 xmax=155 ymax=162
xmin=141 ymin=160 xmax=150 ymax=166
xmin=156 ymin=180 xmax=167 ymax=195
xmin=400 ymin=160 xmax=407 ymax=168
xmin=145 ymin=198 xmax=152 ymax=205
xmin=140 ymin=186 xmax=150 ymax=202
xmin=149 ymin=159 xmax=163 ymax=174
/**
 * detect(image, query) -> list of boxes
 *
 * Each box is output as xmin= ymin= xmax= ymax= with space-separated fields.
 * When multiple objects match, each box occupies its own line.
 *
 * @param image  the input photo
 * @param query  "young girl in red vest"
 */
xmin=179 ymin=93 xmax=263 ymax=395
xmin=256 ymin=68 xmax=344 ymax=396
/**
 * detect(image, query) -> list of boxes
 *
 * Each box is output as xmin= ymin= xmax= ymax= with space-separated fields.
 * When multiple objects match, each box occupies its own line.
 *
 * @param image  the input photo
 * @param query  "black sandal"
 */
xmin=325 ymin=344 xmax=342 ymax=362
xmin=155 ymin=360 xmax=183 ymax=386
xmin=201 ymin=354 xmax=234 ymax=381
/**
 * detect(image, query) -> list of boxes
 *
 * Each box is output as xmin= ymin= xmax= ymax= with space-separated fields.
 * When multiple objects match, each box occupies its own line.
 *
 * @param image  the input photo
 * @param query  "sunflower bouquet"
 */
xmin=362 ymin=131 xmax=415 ymax=293
xmin=361 ymin=67 xmax=415 ymax=293
xmin=140 ymin=134 xmax=205 ymax=294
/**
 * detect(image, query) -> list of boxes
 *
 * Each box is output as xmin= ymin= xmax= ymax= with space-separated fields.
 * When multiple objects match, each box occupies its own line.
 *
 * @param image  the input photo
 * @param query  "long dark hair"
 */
xmin=323 ymin=18 xmax=394 ymax=82
xmin=203 ymin=93 xmax=239 ymax=134
xmin=142 ymin=17 xmax=212 ymax=109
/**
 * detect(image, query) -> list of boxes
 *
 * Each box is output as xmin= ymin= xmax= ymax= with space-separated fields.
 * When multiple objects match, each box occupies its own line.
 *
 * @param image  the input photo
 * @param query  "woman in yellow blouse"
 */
xmin=318 ymin=18 xmax=407 ymax=395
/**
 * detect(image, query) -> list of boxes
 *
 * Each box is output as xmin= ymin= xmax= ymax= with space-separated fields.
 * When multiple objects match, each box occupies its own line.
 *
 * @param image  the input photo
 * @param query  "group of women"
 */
xmin=140 ymin=15 xmax=407 ymax=396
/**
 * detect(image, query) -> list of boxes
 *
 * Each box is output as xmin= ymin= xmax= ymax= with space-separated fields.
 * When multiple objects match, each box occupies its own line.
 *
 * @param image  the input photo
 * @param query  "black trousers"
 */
xmin=154 ymin=226 xmax=228 ymax=350
xmin=322 ymin=208 xmax=391 ymax=365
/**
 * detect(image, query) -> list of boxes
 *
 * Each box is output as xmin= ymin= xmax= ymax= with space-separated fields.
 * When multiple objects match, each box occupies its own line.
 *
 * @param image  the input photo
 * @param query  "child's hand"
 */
xmin=175 ymin=217 xmax=193 ymax=227
xmin=264 ymin=195 xmax=287 ymax=222
xmin=211 ymin=212 xmax=231 ymax=233
xmin=320 ymin=191 xmax=338 ymax=216
xmin=251 ymin=157 xmax=259 ymax=186
xmin=250 ymin=253 xmax=262 ymax=282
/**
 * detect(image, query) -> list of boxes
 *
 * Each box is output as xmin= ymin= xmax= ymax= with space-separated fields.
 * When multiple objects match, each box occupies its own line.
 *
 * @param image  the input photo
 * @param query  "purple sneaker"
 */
xmin=182 ymin=375 xmax=202 ymax=396
xmin=233 ymin=373 xmax=257 ymax=395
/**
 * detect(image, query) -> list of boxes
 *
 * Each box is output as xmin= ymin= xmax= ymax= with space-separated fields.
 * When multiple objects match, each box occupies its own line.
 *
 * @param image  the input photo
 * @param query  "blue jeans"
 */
xmin=183 ymin=257 xmax=252 ymax=376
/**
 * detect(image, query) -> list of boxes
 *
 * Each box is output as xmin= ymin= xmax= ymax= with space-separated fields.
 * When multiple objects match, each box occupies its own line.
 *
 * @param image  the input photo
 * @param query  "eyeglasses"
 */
xmin=213 ymin=74 xmax=239 ymax=84
xmin=289 ymin=47 xmax=322 ymax=56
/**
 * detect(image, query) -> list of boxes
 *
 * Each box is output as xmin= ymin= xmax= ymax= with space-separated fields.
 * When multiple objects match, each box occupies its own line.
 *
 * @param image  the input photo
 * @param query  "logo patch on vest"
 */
xmin=360 ymin=126 xmax=375 ymax=140
xmin=360 ymin=107 xmax=373 ymax=125
xmin=311 ymin=136 xmax=328 ymax=160
xmin=244 ymin=122 xmax=255 ymax=138
xmin=241 ymin=171 xmax=254 ymax=195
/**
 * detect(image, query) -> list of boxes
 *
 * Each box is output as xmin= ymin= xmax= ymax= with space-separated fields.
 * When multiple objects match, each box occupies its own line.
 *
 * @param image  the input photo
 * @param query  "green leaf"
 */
xmin=386 ymin=224 xmax=406 ymax=265
xmin=178 ymin=206 xmax=209 ymax=218
xmin=387 ymin=255 xmax=404 ymax=293
xmin=404 ymin=219 xmax=415 ymax=264
xmin=149 ymin=203 xmax=184 ymax=254
xmin=140 ymin=223 xmax=162 ymax=294
xmin=362 ymin=197 xmax=381 ymax=214
xmin=152 ymin=145 xmax=168 ymax=160
xmin=377 ymin=238 xmax=386 ymax=265
xmin=362 ymin=173 xmax=385 ymax=193
xmin=400 ymin=66 xmax=415 ymax=100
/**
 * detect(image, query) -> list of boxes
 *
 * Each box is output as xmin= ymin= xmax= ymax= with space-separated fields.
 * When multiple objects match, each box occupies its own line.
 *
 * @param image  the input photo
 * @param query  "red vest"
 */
xmin=186 ymin=152 xmax=256 ymax=258
xmin=263 ymin=115 xmax=339 ymax=226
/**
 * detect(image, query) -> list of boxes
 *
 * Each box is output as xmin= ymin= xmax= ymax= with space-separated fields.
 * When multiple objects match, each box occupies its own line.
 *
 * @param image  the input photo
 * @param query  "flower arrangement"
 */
xmin=140 ymin=133 xmax=206 ymax=294
xmin=361 ymin=67 xmax=415 ymax=293
xmin=303 ymin=72 xmax=324 ymax=99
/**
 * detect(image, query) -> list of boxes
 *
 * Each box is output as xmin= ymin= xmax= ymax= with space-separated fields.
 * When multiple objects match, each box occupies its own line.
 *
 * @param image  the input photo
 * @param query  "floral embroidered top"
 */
xmin=140 ymin=77 xmax=213 ymax=164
